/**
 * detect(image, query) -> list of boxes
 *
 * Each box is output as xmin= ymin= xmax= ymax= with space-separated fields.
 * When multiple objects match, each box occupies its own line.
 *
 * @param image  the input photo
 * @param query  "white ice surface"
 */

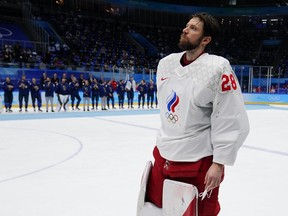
xmin=0 ymin=107 xmax=287 ymax=216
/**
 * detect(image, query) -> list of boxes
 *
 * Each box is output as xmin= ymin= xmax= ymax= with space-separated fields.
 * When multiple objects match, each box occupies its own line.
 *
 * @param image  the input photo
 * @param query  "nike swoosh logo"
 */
xmin=161 ymin=77 xmax=168 ymax=81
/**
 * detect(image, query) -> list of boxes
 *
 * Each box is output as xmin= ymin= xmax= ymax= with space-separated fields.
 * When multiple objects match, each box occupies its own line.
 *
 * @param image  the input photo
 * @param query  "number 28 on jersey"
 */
xmin=221 ymin=73 xmax=238 ymax=92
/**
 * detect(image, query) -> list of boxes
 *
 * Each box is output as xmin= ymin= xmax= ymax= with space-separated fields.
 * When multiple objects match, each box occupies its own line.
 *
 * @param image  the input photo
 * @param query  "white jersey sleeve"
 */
xmin=210 ymin=59 xmax=249 ymax=165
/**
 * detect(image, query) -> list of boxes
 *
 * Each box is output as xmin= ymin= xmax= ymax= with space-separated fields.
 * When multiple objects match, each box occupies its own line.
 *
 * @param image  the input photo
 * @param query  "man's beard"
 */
xmin=178 ymin=34 xmax=202 ymax=51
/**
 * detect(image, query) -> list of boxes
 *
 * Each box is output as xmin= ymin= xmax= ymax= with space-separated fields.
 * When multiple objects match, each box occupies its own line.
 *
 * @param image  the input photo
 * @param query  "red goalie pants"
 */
xmin=146 ymin=146 xmax=224 ymax=216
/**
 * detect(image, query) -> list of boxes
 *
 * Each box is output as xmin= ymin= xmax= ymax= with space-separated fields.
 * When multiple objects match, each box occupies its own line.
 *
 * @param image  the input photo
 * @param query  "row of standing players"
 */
xmin=1 ymin=75 xmax=158 ymax=113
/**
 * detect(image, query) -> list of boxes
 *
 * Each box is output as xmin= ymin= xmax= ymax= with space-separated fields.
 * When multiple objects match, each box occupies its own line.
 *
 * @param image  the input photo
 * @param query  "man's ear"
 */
xmin=202 ymin=36 xmax=212 ymax=45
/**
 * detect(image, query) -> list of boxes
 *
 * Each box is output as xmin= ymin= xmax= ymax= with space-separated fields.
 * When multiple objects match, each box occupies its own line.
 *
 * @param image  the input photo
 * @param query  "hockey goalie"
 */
xmin=137 ymin=12 xmax=249 ymax=216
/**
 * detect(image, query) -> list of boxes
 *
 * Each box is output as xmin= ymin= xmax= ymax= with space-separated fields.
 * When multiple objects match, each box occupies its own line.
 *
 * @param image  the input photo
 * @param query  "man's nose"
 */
xmin=182 ymin=27 xmax=188 ymax=34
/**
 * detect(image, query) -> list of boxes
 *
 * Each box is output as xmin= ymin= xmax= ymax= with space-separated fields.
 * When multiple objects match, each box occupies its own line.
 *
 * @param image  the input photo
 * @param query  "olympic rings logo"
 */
xmin=0 ymin=27 xmax=13 ymax=39
xmin=267 ymin=95 xmax=280 ymax=101
xmin=166 ymin=112 xmax=178 ymax=124
xmin=261 ymin=80 xmax=267 ymax=85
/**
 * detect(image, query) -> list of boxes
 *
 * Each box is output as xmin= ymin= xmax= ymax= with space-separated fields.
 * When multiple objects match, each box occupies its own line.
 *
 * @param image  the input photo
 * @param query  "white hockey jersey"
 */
xmin=156 ymin=52 xmax=249 ymax=166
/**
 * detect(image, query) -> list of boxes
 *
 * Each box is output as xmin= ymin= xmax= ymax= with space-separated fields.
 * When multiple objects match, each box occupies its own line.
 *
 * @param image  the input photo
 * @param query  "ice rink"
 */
xmin=0 ymin=105 xmax=288 ymax=216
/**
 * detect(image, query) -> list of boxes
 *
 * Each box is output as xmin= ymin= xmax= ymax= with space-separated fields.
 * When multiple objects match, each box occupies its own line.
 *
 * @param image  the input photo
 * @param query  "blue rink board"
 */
xmin=0 ymin=105 xmax=287 ymax=121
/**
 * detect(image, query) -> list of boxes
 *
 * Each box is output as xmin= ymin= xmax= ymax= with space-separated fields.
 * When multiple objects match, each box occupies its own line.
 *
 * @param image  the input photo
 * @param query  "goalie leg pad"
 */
xmin=145 ymin=147 xmax=222 ymax=216
xmin=163 ymin=179 xmax=198 ymax=216
xmin=137 ymin=161 xmax=157 ymax=215
xmin=137 ymin=162 xmax=198 ymax=216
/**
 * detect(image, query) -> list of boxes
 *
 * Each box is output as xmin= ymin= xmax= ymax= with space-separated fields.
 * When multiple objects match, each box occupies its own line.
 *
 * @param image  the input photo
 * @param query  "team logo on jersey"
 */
xmin=165 ymin=90 xmax=179 ymax=123
xmin=161 ymin=77 xmax=168 ymax=81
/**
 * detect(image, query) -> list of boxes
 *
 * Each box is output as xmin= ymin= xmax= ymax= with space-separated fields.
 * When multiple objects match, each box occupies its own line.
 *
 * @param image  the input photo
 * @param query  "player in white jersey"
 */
xmin=144 ymin=12 xmax=250 ymax=216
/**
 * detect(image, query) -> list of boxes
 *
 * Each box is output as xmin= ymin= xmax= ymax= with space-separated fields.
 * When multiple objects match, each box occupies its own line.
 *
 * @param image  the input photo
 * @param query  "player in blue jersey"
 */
xmin=44 ymin=77 xmax=55 ymax=112
xmin=99 ymin=81 xmax=108 ymax=110
xmin=147 ymin=79 xmax=156 ymax=109
xmin=107 ymin=80 xmax=116 ymax=109
xmin=18 ymin=75 xmax=30 ymax=112
xmin=137 ymin=80 xmax=147 ymax=109
xmin=69 ymin=77 xmax=81 ymax=110
xmin=91 ymin=78 xmax=100 ymax=110
xmin=82 ymin=80 xmax=92 ymax=111
xmin=30 ymin=78 xmax=42 ymax=112
xmin=125 ymin=77 xmax=136 ymax=108
xmin=2 ymin=77 xmax=14 ymax=112
xmin=116 ymin=79 xmax=125 ymax=109
xmin=55 ymin=78 xmax=70 ymax=111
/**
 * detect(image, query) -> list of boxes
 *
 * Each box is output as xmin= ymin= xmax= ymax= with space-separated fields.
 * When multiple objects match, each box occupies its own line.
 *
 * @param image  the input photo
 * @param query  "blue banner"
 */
xmin=243 ymin=93 xmax=288 ymax=104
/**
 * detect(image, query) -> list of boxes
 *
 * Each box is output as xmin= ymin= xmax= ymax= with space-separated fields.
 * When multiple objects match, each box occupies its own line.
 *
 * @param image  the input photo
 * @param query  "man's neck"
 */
xmin=185 ymin=47 xmax=205 ymax=61
xmin=181 ymin=47 xmax=205 ymax=67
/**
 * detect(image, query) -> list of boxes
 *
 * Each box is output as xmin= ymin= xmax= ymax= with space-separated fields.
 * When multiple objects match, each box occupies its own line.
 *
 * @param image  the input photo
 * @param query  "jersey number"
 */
xmin=221 ymin=74 xmax=237 ymax=92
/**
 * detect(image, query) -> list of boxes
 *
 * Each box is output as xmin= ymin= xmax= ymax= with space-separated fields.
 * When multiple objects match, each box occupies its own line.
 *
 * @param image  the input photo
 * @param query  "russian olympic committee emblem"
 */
xmin=166 ymin=90 xmax=180 ymax=123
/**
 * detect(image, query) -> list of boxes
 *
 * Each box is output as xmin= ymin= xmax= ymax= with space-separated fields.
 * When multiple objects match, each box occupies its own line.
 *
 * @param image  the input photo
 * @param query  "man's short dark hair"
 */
xmin=191 ymin=12 xmax=220 ymax=42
